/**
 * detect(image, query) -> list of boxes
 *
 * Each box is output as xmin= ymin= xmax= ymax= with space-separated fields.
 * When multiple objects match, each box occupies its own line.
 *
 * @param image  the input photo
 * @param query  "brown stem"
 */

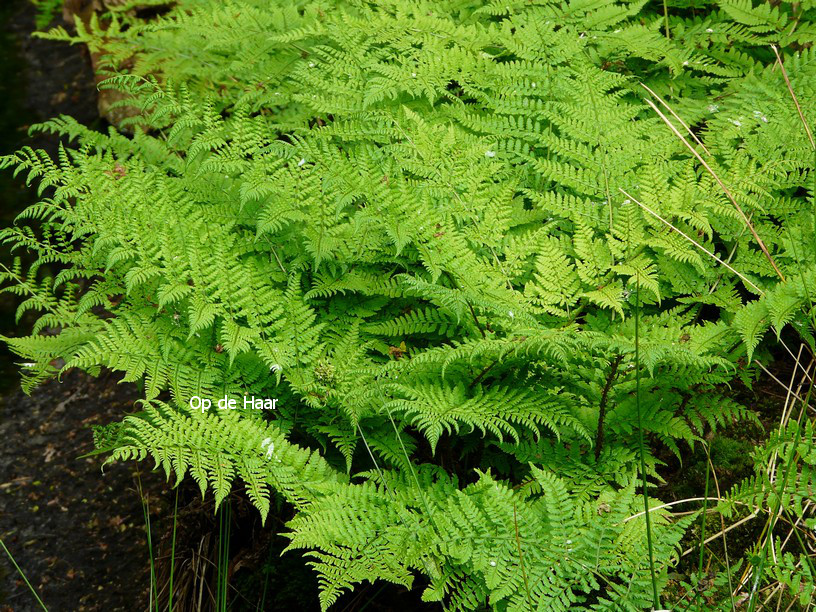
xmin=594 ymin=355 xmax=623 ymax=461
xmin=513 ymin=502 xmax=533 ymax=608
xmin=469 ymin=360 xmax=497 ymax=389
xmin=467 ymin=300 xmax=486 ymax=339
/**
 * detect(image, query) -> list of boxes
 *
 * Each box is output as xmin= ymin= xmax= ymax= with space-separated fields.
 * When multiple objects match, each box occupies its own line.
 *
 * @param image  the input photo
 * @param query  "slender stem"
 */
xmin=136 ymin=469 xmax=158 ymax=612
xmin=469 ymin=360 xmax=497 ymax=389
xmin=467 ymin=300 xmax=486 ymax=339
xmin=513 ymin=502 xmax=534 ymax=609
xmin=635 ymin=275 xmax=660 ymax=608
xmin=169 ymin=486 xmax=179 ymax=611
xmin=0 ymin=538 xmax=47 ymax=610
xmin=704 ymin=445 xmax=737 ymax=611
xmin=693 ymin=445 xmax=711 ymax=609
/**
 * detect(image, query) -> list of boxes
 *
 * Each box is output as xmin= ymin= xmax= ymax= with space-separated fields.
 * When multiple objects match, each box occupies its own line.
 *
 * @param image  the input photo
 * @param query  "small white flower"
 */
xmin=489 ymin=560 xmax=497 ymax=567
xmin=485 ymin=150 xmax=496 ymax=158
xmin=270 ymin=364 xmax=282 ymax=372
xmin=623 ymin=199 xmax=631 ymax=205
xmin=508 ymin=310 xmax=514 ymax=319
xmin=261 ymin=437 xmax=272 ymax=449
xmin=566 ymin=539 xmax=572 ymax=545
xmin=682 ymin=61 xmax=689 ymax=66
xmin=579 ymin=32 xmax=586 ymax=39
xmin=614 ymin=29 xmax=621 ymax=33
xmin=298 ymin=158 xmax=306 ymax=167
xmin=707 ymin=104 xmax=719 ymax=113
xmin=265 ymin=444 xmax=275 ymax=459
xmin=531 ymin=82 xmax=536 ymax=88
xmin=21 ymin=362 xmax=36 ymax=368
xmin=730 ymin=119 xmax=742 ymax=128
xmin=308 ymin=62 xmax=315 ymax=68
xmin=411 ymin=72 xmax=417 ymax=77
xmin=706 ymin=28 xmax=714 ymax=33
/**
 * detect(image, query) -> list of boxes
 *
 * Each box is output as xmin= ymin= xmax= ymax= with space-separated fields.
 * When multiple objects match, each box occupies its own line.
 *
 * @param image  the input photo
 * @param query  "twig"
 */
xmin=594 ymin=355 xmax=623 ymax=460
xmin=682 ymin=513 xmax=759 ymax=557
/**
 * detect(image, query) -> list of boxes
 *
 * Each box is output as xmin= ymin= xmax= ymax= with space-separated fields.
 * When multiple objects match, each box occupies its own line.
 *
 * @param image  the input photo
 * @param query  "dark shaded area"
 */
xmin=0 ymin=0 xmax=98 ymax=393
xmin=0 ymin=370 xmax=166 ymax=610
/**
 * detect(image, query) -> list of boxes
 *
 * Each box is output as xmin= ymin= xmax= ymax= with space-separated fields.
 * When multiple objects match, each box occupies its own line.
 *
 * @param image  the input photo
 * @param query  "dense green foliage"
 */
xmin=3 ymin=0 xmax=816 ymax=608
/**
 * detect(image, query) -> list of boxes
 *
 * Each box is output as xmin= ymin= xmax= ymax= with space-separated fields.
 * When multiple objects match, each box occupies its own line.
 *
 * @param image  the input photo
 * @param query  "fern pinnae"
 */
xmin=642 ymin=97 xmax=785 ymax=282
xmin=689 ymin=442 xmax=712 ymax=612
xmin=8 ymin=2 xmax=816 ymax=607
xmin=621 ymin=188 xmax=764 ymax=295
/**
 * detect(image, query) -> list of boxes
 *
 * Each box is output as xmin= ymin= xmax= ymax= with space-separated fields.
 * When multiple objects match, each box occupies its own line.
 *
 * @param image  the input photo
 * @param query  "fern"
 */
xmin=4 ymin=0 xmax=816 ymax=608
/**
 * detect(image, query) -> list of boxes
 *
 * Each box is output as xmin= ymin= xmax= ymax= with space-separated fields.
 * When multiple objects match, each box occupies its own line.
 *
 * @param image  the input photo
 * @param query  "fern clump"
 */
xmin=2 ymin=0 xmax=816 ymax=608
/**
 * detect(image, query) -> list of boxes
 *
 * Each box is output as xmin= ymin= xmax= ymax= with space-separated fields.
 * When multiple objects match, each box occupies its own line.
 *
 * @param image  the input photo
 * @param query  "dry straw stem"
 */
xmin=682 ymin=512 xmax=759 ymax=558
xmin=704 ymin=445 xmax=736 ymax=610
xmin=622 ymin=187 xmax=813 ymax=380
xmin=621 ymin=494 xmax=761 ymax=525
xmin=755 ymin=359 xmax=816 ymax=415
xmin=640 ymin=93 xmax=786 ymax=282
xmin=767 ymin=347 xmax=812 ymax=481
xmin=640 ymin=83 xmax=711 ymax=156
xmin=623 ymin=496 xmax=727 ymax=522
xmin=771 ymin=45 xmax=815 ymax=150
xmin=619 ymin=189 xmax=764 ymax=294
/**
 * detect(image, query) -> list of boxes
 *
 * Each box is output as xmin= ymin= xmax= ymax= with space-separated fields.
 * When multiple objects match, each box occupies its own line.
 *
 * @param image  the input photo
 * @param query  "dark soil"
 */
xmin=0 ymin=370 xmax=166 ymax=611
